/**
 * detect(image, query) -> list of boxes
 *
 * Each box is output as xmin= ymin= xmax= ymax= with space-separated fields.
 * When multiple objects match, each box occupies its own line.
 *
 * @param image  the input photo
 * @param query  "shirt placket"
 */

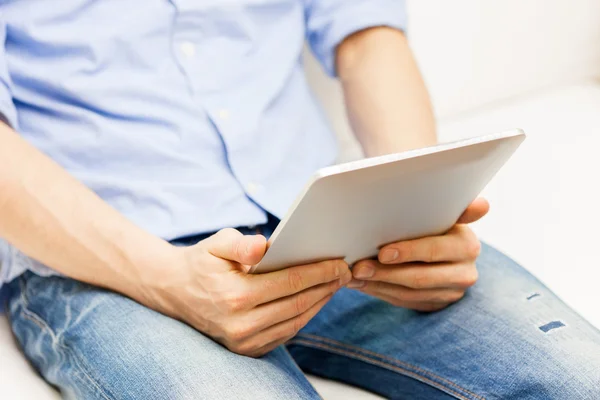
xmin=167 ymin=0 xmax=265 ymax=201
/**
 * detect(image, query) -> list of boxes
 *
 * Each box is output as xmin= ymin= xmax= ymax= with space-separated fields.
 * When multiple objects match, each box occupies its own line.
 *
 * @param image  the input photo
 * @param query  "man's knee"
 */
xmin=513 ymin=358 xmax=600 ymax=399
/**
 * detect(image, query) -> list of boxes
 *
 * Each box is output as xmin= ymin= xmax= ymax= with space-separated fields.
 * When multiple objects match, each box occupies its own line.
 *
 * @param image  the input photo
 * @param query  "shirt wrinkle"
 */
xmin=0 ymin=0 xmax=407 ymax=295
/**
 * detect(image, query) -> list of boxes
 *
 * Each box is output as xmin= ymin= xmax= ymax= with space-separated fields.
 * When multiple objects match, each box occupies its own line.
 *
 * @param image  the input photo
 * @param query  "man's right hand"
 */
xmin=143 ymin=228 xmax=352 ymax=357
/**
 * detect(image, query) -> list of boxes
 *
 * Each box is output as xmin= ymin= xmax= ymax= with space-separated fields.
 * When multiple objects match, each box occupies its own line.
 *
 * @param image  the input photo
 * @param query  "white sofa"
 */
xmin=2 ymin=1 xmax=600 ymax=398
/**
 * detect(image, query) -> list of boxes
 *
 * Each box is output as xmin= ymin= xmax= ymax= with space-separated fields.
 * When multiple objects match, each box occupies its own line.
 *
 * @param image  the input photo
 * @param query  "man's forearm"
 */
xmin=336 ymin=27 xmax=437 ymax=156
xmin=0 ymin=123 xmax=176 ymax=301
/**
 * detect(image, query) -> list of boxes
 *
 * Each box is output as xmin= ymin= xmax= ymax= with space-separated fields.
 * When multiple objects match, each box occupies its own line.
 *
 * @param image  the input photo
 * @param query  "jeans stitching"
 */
xmin=289 ymin=338 xmax=482 ymax=400
xmin=288 ymin=338 xmax=474 ymax=400
xmin=58 ymin=343 xmax=115 ymax=400
xmin=17 ymin=278 xmax=60 ymax=343
xmin=294 ymin=333 xmax=485 ymax=400
xmin=16 ymin=277 xmax=115 ymax=400
xmin=20 ymin=308 xmax=49 ymax=331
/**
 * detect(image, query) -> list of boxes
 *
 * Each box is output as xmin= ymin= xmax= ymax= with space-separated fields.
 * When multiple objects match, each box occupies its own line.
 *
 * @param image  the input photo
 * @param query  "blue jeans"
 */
xmin=5 ymin=221 xmax=600 ymax=399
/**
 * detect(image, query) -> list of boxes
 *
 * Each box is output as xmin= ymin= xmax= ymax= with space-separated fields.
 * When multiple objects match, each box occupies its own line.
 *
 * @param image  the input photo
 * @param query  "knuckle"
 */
xmin=294 ymin=292 xmax=310 ymax=315
xmin=426 ymin=242 xmax=440 ymax=263
xmin=321 ymin=259 xmax=345 ymax=281
xmin=231 ymin=340 xmax=258 ymax=356
xmin=216 ymin=227 xmax=239 ymax=241
xmin=221 ymin=292 xmax=250 ymax=313
xmin=224 ymin=323 xmax=254 ymax=343
xmin=287 ymin=269 xmax=305 ymax=292
xmin=466 ymin=238 xmax=482 ymax=259
xmin=396 ymin=242 xmax=412 ymax=262
xmin=215 ymin=228 xmax=242 ymax=256
xmin=259 ymin=276 xmax=278 ymax=293
xmin=219 ymin=227 xmax=238 ymax=236
xmin=457 ymin=266 xmax=479 ymax=288
xmin=409 ymin=269 xmax=431 ymax=289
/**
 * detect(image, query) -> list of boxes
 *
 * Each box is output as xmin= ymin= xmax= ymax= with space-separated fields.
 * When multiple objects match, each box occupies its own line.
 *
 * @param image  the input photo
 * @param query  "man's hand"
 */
xmin=348 ymin=198 xmax=489 ymax=311
xmin=145 ymin=229 xmax=352 ymax=358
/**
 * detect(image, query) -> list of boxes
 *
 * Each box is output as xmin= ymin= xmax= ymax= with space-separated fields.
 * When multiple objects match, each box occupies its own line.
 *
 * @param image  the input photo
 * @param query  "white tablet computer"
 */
xmin=250 ymin=129 xmax=525 ymax=274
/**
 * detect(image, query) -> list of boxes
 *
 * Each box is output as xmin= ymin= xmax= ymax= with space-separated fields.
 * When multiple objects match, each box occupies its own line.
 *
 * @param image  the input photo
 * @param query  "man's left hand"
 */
xmin=348 ymin=198 xmax=490 ymax=311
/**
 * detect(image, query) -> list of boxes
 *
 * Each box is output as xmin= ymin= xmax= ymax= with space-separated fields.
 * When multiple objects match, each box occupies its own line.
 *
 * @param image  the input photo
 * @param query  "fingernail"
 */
xmin=347 ymin=279 xmax=366 ymax=289
xmin=381 ymin=249 xmax=399 ymax=263
xmin=353 ymin=265 xmax=374 ymax=279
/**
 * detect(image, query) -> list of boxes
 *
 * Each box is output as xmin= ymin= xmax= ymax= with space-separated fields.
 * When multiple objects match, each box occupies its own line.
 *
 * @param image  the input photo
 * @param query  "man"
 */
xmin=0 ymin=1 xmax=598 ymax=398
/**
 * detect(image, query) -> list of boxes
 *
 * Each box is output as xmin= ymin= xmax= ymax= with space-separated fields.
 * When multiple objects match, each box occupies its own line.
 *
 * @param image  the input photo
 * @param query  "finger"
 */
xmin=247 ymin=259 xmax=351 ymax=306
xmin=244 ymin=278 xmax=348 ymax=332
xmin=352 ymin=260 xmax=478 ymax=289
xmin=356 ymin=289 xmax=450 ymax=312
xmin=358 ymin=288 xmax=451 ymax=312
xmin=377 ymin=225 xmax=481 ymax=264
xmin=245 ymin=337 xmax=292 ymax=358
xmin=204 ymin=228 xmax=267 ymax=266
xmin=457 ymin=198 xmax=489 ymax=224
xmin=353 ymin=281 xmax=465 ymax=304
xmin=244 ymin=331 xmax=299 ymax=358
xmin=233 ymin=294 xmax=333 ymax=357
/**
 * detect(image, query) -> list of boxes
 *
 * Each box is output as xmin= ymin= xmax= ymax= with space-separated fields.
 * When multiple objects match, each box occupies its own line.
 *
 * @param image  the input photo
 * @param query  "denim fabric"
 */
xmin=5 ymin=234 xmax=600 ymax=399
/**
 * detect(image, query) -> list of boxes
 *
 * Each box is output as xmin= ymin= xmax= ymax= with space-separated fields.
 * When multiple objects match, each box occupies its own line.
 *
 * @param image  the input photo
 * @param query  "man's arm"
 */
xmin=0 ymin=123 xmax=350 ymax=356
xmin=336 ymin=27 xmax=487 ymax=310
xmin=336 ymin=27 xmax=437 ymax=156
xmin=0 ymin=123 xmax=176 ymax=301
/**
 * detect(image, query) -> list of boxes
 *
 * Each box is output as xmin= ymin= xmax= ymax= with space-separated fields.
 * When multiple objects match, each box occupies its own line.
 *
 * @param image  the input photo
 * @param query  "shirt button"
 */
xmin=179 ymin=41 xmax=196 ymax=58
xmin=246 ymin=182 xmax=262 ymax=196
xmin=218 ymin=109 xmax=230 ymax=120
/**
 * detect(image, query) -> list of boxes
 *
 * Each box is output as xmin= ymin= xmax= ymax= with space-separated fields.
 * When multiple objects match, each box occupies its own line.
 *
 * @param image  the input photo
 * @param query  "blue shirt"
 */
xmin=0 ymin=0 xmax=406 ymax=288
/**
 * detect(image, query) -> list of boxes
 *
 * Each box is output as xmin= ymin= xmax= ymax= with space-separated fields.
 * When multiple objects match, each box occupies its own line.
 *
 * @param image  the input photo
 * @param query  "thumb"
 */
xmin=457 ymin=198 xmax=490 ymax=224
xmin=202 ymin=228 xmax=267 ymax=266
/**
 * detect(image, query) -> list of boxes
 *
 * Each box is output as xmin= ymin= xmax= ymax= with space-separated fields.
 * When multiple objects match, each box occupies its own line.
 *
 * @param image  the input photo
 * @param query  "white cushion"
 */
xmin=439 ymin=83 xmax=600 ymax=329
xmin=407 ymin=0 xmax=600 ymax=118
xmin=0 ymin=315 xmax=60 ymax=399
xmin=306 ymin=0 xmax=600 ymax=120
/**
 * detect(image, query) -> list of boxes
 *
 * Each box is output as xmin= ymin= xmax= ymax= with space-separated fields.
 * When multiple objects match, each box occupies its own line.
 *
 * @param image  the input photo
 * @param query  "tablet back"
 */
xmin=252 ymin=130 xmax=525 ymax=273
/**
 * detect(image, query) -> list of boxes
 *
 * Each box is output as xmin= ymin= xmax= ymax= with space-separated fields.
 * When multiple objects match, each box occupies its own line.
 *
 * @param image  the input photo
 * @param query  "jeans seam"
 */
xmin=16 ymin=278 xmax=115 ymax=400
xmin=288 ymin=338 xmax=471 ymax=400
xmin=17 ymin=278 xmax=60 ymax=343
xmin=20 ymin=308 xmax=50 ymax=330
xmin=291 ymin=334 xmax=485 ymax=400
xmin=282 ymin=346 xmax=325 ymax=400
xmin=298 ymin=333 xmax=484 ymax=399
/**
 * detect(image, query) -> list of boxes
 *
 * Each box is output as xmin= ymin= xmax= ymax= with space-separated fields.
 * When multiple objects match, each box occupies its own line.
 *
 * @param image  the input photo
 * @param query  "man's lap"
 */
xmin=293 ymin=243 xmax=600 ymax=398
xmin=6 ymin=272 xmax=317 ymax=399
xmin=6 ymin=243 xmax=600 ymax=399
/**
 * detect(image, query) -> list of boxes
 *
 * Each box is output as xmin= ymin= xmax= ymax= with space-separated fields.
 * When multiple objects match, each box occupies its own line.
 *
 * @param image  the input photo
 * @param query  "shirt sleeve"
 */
xmin=303 ymin=0 xmax=408 ymax=77
xmin=0 ymin=16 xmax=18 ymax=129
